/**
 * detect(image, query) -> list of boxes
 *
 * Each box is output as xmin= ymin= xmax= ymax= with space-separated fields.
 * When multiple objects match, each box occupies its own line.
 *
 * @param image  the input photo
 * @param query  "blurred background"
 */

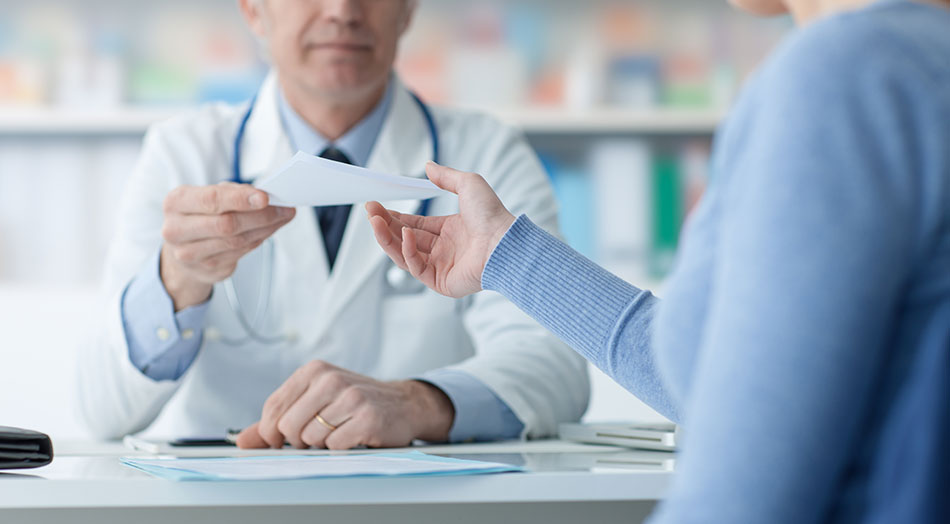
xmin=0 ymin=0 xmax=789 ymax=439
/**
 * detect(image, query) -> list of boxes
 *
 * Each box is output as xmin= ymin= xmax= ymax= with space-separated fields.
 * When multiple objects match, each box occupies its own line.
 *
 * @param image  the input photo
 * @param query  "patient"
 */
xmin=367 ymin=0 xmax=950 ymax=522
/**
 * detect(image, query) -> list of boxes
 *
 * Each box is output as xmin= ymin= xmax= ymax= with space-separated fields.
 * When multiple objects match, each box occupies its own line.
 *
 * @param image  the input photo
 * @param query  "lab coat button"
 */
xmin=156 ymin=327 xmax=171 ymax=341
xmin=182 ymin=329 xmax=195 ymax=340
xmin=205 ymin=328 xmax=221 ymax=342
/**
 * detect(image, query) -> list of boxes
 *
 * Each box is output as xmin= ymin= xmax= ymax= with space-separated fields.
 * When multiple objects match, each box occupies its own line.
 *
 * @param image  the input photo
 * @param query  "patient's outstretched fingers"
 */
xmin=370 ymin=216 xmax=410 ymax=271
xmin=410 ymin=227 xmax=439 ymax=254
xmin=402 ymin=228 xmax=428 ymax=282
xmin=366 ymin=202 xmax=408 ymax=238
xmin=364 ymin=202 xmax=387 ymax=222
xmin=387 ymin=208 xmax=446 ymax=235
xmin=368 ymin=215 xmax=393 ymax=247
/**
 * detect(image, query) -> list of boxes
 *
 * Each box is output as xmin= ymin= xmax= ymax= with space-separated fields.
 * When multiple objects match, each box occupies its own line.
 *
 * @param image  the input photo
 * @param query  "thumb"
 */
xmin=425 ymin=161 xmax=465 ymax=194
xmin=235 ymin=422 xmax=269 ymax=449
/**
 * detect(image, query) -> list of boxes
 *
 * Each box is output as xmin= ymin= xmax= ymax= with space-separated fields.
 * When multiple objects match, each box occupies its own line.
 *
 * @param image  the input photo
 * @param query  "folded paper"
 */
xmin=254 ymin=152 xmax=451 ymax=207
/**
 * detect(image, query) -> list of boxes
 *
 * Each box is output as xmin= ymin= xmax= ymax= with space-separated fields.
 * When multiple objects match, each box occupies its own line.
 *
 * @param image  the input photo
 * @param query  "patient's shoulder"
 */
xmin=762 ymin=1 xmax=950 ymax=91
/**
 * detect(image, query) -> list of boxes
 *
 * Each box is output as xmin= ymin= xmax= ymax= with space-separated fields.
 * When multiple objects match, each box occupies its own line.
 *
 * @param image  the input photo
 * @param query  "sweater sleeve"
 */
xmin=482 ymin=215 xmax=680 ymax=422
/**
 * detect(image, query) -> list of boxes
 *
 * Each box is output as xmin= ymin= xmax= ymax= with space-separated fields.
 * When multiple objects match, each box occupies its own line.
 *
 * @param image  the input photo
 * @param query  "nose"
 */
xmin=321 ymin=0 xmax=364 ymax=26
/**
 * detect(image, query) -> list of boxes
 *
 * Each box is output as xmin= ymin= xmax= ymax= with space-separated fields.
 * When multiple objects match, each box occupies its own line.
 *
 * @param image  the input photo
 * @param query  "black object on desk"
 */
xmin=167 ymin=429 xmax=242 ymax=447
xmin=0 ymin=426 xmax=53 ymax=470
xmin=168 ymin=438 xmax=235 ymax=447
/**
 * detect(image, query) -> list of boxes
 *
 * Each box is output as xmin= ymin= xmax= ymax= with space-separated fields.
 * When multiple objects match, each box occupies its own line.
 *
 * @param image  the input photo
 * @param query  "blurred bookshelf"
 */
xmin=493 ymin=107 xmax=723 ymax=136
xmin=0 ymin=0 xmax=794 ymax=429
xmin=0 ymin=108 xmax=186 ymax=136
xmin=0 ymin=106 xmax=723 ymax=136
xmin=0 ymin=0 xmax=791 ymax=289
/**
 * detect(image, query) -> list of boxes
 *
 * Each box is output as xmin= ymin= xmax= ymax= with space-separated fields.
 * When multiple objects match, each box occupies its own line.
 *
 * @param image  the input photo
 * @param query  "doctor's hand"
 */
xmin=366 ymin=162 xmax=515 ymax=299
xmin=160 ymin=183 xmax=296 ymax=311
xmin=234 ymin=360 xmax=455 ymax=450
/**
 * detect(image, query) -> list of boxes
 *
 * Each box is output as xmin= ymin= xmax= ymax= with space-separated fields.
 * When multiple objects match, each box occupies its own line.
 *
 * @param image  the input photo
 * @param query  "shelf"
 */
xmin=487 ymin=107 xmax=723 ymax=135
xmin=0 ymin=108 xmax=189 ymax=136
xmin=0 ymin=106 xmax=722 ymax=137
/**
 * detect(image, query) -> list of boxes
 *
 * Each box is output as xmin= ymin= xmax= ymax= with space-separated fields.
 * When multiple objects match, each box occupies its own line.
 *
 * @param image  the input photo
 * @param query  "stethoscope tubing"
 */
xmin=220 ymin=85 xmax=440 ymax=345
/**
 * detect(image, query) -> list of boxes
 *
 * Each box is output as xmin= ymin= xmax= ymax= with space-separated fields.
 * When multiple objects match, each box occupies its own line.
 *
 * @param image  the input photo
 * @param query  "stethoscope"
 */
xmin=216 ymin=88 xmax=439 ymax=345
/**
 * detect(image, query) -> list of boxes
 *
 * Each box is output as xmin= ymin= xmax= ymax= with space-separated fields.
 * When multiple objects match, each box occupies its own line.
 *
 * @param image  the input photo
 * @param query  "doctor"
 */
xmin=77 ymin=0 xmax=588 ymax=449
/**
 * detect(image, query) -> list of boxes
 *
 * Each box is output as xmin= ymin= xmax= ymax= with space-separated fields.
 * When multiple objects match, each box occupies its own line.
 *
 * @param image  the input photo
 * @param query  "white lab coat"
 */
xmin=77 ymin=74 xmax=589 ymax=440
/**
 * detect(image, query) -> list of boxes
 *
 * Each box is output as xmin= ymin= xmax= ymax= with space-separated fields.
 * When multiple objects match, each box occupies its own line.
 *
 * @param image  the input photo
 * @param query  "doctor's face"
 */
xmin=728 ymin=0 xmax=790 ymax=16
xmin=242 ymin=0 xmax=415 ymax=101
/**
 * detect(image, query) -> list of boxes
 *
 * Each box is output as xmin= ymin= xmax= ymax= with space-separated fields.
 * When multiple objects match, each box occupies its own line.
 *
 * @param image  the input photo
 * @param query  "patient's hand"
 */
xmin=366 ymin=162 xmax=516 ymax=299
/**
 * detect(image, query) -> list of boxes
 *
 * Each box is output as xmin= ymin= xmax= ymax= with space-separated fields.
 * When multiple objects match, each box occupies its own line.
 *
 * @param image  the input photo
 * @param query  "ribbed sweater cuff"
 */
xmin=481 ymin=215 xmax=642 ymax=360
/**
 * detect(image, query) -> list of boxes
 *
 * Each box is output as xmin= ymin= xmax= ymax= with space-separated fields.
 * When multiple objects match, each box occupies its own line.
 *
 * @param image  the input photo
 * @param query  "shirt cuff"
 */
xmin=418 ymin=369 xmax=525 ymax=443
xmin=121 ymin=249 xmax=210 ymax=381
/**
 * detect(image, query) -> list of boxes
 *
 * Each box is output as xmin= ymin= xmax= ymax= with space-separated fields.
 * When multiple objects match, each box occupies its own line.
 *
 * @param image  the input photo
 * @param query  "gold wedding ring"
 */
xmin=314 ymin=414 xmax=337 ymax=432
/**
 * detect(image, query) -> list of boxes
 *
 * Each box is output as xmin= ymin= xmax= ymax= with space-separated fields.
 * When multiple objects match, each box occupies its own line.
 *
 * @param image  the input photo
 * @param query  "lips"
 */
xmin=310 ymin=42 xmax=372 ymax=52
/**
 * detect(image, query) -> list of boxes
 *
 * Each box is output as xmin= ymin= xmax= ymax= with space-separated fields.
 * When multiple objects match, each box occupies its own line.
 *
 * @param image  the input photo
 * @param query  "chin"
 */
xmin=729 ymin=0 xmax=789 ymax=16
xmin=303 ymin=69 xmax=383 ymax=100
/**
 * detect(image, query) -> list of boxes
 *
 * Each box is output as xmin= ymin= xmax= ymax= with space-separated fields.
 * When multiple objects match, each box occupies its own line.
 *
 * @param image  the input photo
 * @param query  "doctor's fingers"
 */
xmin=274 ymin=384 xmax=340 ymax=449
xmin=323 ymin=416 xmax=378 ymax=451
xmin=234 ymin=422 xmax=270 ymax=449
xmin=163 ymin=206 xmax=295 ymax=244
xmin=182 ymin=239 xmax=274 ymax=283
xmin=298 ymin=391 xmax=366 ymax=449
xmin=169 ymin=223 xmax=282 ymax=267
xmin=277 ymin=370 xmax=372 ymax=448
xmin=305 ymin=415 xmax=366 ymax=451
xmin=324 ymin=406 xmax=412 ymax=450
xmin=164 ymin=183 xmax=269 ymax=215
xmin=314 ymin=398 xmax=391 ymax=450
xmin=258 ymin=361 xmax=350 ymax=448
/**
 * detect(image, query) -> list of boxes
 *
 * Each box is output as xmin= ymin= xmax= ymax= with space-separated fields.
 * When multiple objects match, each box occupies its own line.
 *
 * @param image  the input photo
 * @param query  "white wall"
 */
xmin=0 ymin=284 xmax=96 ymax=439
xmin=0 ymin=138 xmax=137 ymax=439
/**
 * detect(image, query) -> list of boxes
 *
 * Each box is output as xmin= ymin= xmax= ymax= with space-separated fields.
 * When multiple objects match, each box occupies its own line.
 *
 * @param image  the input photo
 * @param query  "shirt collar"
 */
xmin=277 ymin=79 xmax=394 ymax=167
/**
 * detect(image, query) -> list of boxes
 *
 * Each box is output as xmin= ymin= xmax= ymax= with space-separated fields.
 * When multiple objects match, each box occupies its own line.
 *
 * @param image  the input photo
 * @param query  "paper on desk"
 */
xmin=254 ymin=151 xmax=452 ymax=207
xmin=121 ymin=451 xmax=522 ymax=481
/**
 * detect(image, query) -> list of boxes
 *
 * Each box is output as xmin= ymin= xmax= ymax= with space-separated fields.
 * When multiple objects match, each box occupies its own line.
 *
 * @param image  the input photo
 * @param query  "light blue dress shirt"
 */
xmin=122 ymin=79 xmax=523 ymax=442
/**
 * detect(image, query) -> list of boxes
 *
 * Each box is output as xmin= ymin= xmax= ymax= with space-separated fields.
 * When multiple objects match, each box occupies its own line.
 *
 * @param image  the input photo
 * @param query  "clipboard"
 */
xmin=558 ymin=422 xmax=678 ymax=452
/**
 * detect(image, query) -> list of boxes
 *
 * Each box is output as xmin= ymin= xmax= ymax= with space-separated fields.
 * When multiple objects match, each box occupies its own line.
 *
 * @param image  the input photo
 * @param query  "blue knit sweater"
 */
xmin=482 ymin=1 xmax=950 ymax=522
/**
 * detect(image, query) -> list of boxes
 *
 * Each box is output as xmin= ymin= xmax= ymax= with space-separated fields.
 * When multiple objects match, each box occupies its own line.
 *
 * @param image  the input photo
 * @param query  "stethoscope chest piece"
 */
xmin=386 ymin=264 xmax=426 ymax=295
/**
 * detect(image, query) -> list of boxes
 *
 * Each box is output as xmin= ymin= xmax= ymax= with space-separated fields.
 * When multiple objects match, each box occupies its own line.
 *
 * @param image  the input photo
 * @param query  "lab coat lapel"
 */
xmin=312 ymin=79 xmax=435 ymax=338
xmin=237 ymin=72 xmax=331 ymax=344
xmin=239 ymin=73 xmax=292 ymax=183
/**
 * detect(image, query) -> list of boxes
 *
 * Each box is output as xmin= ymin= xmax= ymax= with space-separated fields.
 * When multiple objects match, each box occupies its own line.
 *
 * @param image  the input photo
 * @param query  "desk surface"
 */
xmin=0 ymin=439 xmax=674 ymax=524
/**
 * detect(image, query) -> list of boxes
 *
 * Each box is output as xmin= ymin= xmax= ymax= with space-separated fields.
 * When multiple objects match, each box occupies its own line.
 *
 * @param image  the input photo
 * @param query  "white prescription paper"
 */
xmin=121 ymin=451 xmax=522 ymax=481
xmin=254 ymin=151 xmax=451 ymax=207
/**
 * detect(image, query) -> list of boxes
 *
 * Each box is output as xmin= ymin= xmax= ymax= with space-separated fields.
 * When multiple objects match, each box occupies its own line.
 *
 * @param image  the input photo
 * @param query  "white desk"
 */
xmin=0 ymin=439 xmax=673 ymax=524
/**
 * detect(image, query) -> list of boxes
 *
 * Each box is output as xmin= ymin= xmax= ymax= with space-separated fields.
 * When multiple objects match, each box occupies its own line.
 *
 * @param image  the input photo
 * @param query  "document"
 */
xmin=121 ymin=451 xmax=521 ymax=481
xmin=254 ymin=151 xmax=452 ymax=207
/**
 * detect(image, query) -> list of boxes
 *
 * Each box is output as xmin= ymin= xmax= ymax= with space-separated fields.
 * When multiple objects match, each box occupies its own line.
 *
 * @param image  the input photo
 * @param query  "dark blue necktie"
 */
xmin=316 ymin=147 xmax=353 ymax=271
